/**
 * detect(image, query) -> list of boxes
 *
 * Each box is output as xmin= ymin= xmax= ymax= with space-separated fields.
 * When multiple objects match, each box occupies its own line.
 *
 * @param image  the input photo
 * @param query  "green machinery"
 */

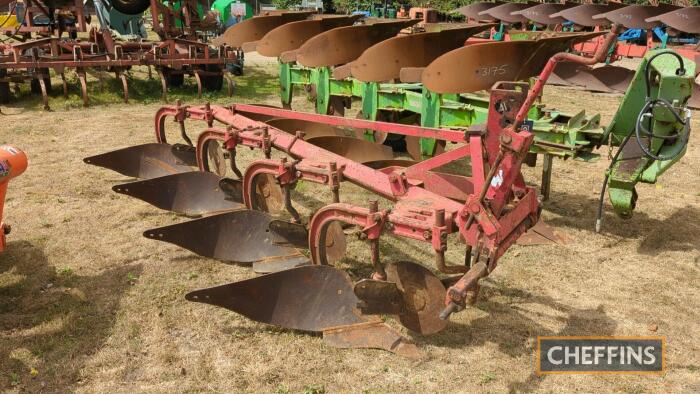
xmin=600 ymin=50 xmax=694 ymax=220
xmin=279 ymin=49 xmax=693 ymax=220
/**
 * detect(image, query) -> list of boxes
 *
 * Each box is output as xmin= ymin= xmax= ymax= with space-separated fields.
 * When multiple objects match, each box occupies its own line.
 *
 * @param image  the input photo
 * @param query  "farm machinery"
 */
xmin=456 ymin=2 xmax=700 ymax=109
xmin=0 ymin=0 xmax=262 ymax=108
xmin=0 ymin=145 xmax=27 ymax=253
xmin=84 ymin=24 xmax=695 ymax=355
xmin=249 ymin=15 xmax=693 ymax=218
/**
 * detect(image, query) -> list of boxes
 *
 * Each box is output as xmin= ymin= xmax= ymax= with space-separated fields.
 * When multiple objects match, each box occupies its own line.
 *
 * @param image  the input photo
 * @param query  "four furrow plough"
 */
xmin=83 ymin=25 xmax=695 ymax=356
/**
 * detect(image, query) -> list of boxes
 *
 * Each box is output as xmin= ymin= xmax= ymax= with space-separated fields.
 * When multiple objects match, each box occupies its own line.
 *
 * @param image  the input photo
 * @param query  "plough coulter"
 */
xmin=0 ymin=145 xmax=27 ymax=253
xmin=82 ymin=25 xmax=695 ymax=356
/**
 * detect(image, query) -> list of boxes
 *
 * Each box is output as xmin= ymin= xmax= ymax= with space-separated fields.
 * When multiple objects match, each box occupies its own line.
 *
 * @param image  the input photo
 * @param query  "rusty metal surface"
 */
xmin=550 ymin=4 xmax=623 ymax=27
xmin=349 ymin=24 xmax=496 ymax=82
xmin=550 ymin=62 xmax=614 ymax=93
xmin=295 ymin=20 xmax=419 ymax=68
xmin=306 ymin=136 xmax=394 ymax=163
xmin=646 ymin=7 xmax=700 ymax=34
xmin=386 ymin=261 xmax=447 ymax=335
xmin=256 ymin=15 xmax=362 ymax=58
xmin=112 ymin=171 xmax=242 ymax=216
xmin=454 ymin=2 xmax=504 ymax=22
xmin=549 ymin=63 xmax=634 ymax=93
xmin=594 ymin=5 xmax=680 ymax=30
xmin=591 ymin=65 xmax=635 ymax=92
xmin=354 ymin=279 xmax=404 ymax=315
xmin=422 ymin=40 xmax=536 ymax=94
xmin=399 ymin=67 xmax=425 ymax=83
xmin=212 ymin=11 xmax=314 ymax=48
xmin=251 ymin=255 xmax=311 ymax=274
xmin=516 ymin=220 xmax=570 ymax=246
xmin=270 ymin=220 xmax=308 ymax=247
xmin=143 ymin=210 xmax=303 ymax=263
xmin=185 ymin=265 xmax=366 ymax=332
xmin=516 ymin=32 xmax=605 ymax=81
xmin=83 ymin=143 xmax=196 ymax=179
xmin=511 ymin=3 xmax=577 ymax=26
xmin=265 ymin=118 xmax=357 ymax=139
xmin=269 ymin=219 xmax=346 ymax=262
xmin=323 ymin=321 xmax=423 ymax=359
xmin=252 ymin=173 xmax=285 ymax=214
xmin=478 ymin=2 xmax=534 ymax=24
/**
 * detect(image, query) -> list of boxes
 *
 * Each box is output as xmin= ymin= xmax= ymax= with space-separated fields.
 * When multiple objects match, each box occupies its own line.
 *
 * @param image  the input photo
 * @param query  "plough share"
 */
xmin=85 ymin=26 xmax=691 ymax=356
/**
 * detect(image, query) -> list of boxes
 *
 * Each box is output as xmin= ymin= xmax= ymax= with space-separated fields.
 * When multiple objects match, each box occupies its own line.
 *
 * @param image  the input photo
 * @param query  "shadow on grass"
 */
xmin=542 ymin=190 xmax=699 ymax=255
xmin=0 ymin=240 xmax=142 ymax=391
xmin=419 ymin=278 xmax=616 ymax=393
xmin=0 ymin=65 xmax=279 ymax=112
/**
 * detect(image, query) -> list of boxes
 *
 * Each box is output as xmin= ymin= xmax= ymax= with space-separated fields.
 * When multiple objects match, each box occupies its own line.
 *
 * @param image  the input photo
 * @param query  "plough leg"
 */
xmin=223 ymin=70 xmax=235 ymax=97
xmin=194 ymin=71 xmax=203 ymax=99
xmin=157 ymin=69 xmax=168 ymax=102
xmin=60 ymin=73 xmax=68 ymax=99
xmin=117 ymin=72 xmax=129 ymax=103
xmin=77 ymin=71 xmax=89 ymax=107
xmin=38 ymin=78 xmax=49 ymax=111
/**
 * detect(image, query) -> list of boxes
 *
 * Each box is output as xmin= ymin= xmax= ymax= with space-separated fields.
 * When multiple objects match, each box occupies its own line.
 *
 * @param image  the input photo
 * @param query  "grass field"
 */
xmin=1 ymin=53 xmax=699 ymax=393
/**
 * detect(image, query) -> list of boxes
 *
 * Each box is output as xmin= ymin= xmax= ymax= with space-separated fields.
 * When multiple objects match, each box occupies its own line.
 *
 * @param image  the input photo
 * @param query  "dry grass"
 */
xmin=1 ymin=53 xmax=699 ymax=393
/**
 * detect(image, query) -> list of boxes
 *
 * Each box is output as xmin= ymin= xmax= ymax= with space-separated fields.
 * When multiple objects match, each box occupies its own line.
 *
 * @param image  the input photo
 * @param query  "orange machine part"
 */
xmin=0 ymin=145 xmax=28 ymax=252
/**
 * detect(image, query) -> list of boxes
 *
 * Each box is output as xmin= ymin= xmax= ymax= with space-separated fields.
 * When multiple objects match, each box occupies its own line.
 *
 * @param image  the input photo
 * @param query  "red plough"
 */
xmin=85 ymin=26 xmax=623 ymax=356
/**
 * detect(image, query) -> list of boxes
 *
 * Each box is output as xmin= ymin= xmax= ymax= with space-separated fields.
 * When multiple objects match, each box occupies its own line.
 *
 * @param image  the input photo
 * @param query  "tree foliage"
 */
xmin=325 ymin=0 xmax=700 ymax=15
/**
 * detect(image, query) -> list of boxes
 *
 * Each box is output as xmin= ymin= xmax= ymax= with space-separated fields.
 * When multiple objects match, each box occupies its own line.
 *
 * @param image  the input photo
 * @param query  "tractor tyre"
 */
xmin=110 ymin=0 xmax=151 ymax=15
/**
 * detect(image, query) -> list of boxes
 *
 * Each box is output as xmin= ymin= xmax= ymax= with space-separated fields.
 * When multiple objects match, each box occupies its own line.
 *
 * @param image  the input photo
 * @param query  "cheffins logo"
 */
xmin=537 ymin=336 xmax=665 ymax=375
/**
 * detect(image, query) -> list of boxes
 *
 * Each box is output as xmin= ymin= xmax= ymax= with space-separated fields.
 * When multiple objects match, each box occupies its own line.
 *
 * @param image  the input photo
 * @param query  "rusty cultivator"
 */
xmin=0 ymin=0 xmax=249 ymax=109
xmin=80 ymin=24 xmax=697 ymax=356
xmin=0 ymin=145 xmax=27 ymax=253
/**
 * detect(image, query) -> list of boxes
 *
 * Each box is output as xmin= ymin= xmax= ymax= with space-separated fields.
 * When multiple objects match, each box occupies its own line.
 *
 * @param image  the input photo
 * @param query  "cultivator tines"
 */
xmin=86 ymin=25 xmax=694 ymax=355
xmin=0 ymin=145 xmax=28 ymax=253
xmin=0 ymin=36 xmax=240 ymax=108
